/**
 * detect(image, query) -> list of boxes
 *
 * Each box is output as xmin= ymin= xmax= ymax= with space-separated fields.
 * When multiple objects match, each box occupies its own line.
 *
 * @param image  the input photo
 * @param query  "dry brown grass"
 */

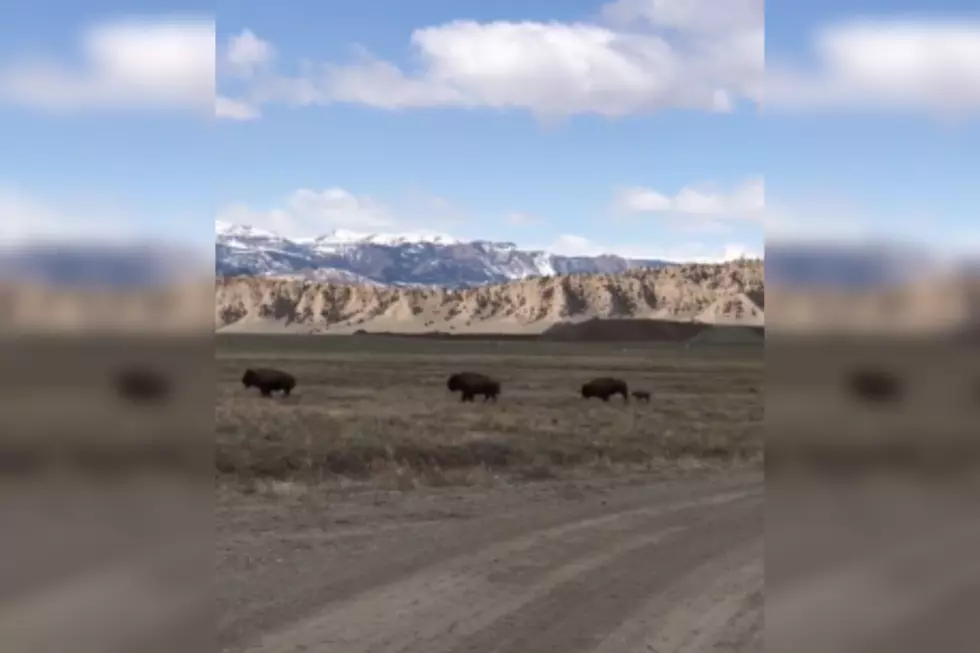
xmin=216 ymin=336 xmax=763 ymax=486
xmin=766 ymin=336 xmax=980 ymax=476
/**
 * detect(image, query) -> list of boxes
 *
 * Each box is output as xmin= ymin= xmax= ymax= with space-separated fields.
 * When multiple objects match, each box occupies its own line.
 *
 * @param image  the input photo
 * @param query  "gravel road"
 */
xmin=217 ymin=469 xmax=763 ymax=653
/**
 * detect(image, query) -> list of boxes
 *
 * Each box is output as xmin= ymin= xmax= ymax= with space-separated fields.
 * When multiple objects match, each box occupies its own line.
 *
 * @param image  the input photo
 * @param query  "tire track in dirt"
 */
xmin=218 ymin=472 xmax=758 ymax=649
xmin=0 ymin=536 xmax=206 ymax=653
xmin=587 ymin=540 xmax=763 ymax=652
xmin=767 ymin=516 xmax=980 ymax=653
xmin=233 ymin=477 xmax=762 ymax=653
xmin=441 ymin=500 xmax=761 ymax=653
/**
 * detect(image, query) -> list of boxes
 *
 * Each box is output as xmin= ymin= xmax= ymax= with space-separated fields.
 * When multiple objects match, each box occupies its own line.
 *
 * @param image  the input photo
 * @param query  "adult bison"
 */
xmin=114 ymin=366 xmax=171 ymax=403
xmin=581 ymin=377 xmax=629 ymax=403
xmin=447 ymin=372 xmax=500 ymax=402
xmin=846 ymin=367 xmax=902 ymax=404
xmin=242 ymin=367 xmax=296 ymax=397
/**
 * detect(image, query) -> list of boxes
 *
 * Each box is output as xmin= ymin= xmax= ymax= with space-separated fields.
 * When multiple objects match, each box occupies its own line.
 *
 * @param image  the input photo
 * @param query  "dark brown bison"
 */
xmin=581 ymin=377 xmax=629 ymax=402
xmin=630 ymin=390 xmax=651 ymax=403
xmin=114 ymin=367 xmax=171 ymax=403
xmin=447 ymin=372 xmax=500 ymax=402
xmin=846 ymin=367 xmax=902 ymax=403
xmin=242 ymin=368 xmax=296 ymax=397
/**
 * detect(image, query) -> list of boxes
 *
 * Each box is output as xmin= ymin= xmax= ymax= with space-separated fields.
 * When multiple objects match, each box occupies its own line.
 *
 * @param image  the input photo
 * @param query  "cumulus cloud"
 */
xmin=216 ymin=188 xmax=399 ymax=238
xmin=766 ymin=18 xmax=980 ymax=116
xmin=505 ymin=212 xmax=539 ymax=226
xmin=216 ymin=10 xmax=980 ymax=119
xmin=0 ymin=187 xmax=136 ymax=243
xmin=0 ymin=15 xmax=214 ymax=115
xmin=547 ymin=232 xmax=760 ymax=262
xmin=0 ymin=186 xmax=209 ymax=253
xmin=613 ymin=178 xmax=764 ymax=232
xmin=216 ymin=0 xmax=762 ymax=119
xmin=215 ymin=95 xmax=260 ymax=120
xmin=223 ymin=28 xmax=274 ymax=76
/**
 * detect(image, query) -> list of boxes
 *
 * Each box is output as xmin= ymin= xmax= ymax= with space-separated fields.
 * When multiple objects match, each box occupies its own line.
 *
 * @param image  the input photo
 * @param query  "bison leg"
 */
xmin=461 ymin=392 xmax=473 ymax=402
xmin=601 ymin=395 xmax=609 ymax=402
xmin=260 ymin=387 xmax=272 ymax=397
xmin=283 ymin=387 xmax=292 ymax=396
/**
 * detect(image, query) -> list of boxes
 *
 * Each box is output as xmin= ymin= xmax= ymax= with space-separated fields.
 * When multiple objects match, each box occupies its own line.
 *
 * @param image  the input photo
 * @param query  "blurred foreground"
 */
xmin=0 ymin=243 xmax=212 ymax=653
xmin=767 ymin=240 xmax=980 ymax=653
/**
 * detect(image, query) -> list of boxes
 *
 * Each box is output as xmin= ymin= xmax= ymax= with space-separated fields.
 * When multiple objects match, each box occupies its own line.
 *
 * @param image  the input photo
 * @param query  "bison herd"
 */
xmin=239 ymin=367 xmax=650 ymax=406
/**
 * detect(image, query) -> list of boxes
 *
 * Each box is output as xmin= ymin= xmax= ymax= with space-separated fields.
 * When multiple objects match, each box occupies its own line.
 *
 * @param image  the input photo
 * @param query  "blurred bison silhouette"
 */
xmin=846 ymin=367 xmax=903 ymax=404
xmin=114 ymin=366 xmax=172 ymax=403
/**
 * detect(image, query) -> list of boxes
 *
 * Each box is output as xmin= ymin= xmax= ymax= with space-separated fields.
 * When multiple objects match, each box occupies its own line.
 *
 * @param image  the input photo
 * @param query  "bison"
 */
xmin=114 ymin=366 xmax=171 ymax=403
xmin=581 ymin=377 xmax=629 ymax=403
xmin=630 ymin=390 xmax=651 ymax=403
xmin=846 ymin=367 xmax=902 ymax=404
xmin=242 ymin=367 xmax=296 ymax=397
xmin=447 ymin=372 xmax=500 ymax=402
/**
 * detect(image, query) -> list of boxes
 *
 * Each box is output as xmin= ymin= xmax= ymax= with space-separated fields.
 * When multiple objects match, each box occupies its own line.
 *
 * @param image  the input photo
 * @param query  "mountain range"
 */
xmin=215 ymin=222 xmax=677 ymax=288
xmin=215 ymin=260 xmax=766 ymax=334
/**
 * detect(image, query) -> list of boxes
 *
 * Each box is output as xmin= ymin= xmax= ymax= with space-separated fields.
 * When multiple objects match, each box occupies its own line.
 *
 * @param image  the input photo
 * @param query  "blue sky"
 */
xmin=0 ymin=0 xmax=978 ymax=261
xmin=0 ymin=0 xmax=212 ymax=245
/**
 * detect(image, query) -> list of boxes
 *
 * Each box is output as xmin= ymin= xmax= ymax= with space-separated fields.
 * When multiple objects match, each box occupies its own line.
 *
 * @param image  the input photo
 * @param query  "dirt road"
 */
xmin=767 ymin=472 xmax=980 ymax=653
xmin=217 ymin=469 xmax=763 ymax=653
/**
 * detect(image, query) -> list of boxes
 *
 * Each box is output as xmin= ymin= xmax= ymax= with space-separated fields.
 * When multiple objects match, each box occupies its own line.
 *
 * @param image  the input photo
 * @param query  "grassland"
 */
xmin=216 ymin=334 xmax=763 ymax=487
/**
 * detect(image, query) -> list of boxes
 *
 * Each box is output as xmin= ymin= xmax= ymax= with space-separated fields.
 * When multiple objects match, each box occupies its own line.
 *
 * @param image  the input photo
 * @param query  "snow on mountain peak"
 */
xmin=214 ymin=220 xmax=676 ymax=287
xmin=215 ymin=222 xmax=464 ymax=247
xmin=215 ymin=222 xmax=280 ymax=240
xmin=316 ymin=229 xmax=461 ymax=247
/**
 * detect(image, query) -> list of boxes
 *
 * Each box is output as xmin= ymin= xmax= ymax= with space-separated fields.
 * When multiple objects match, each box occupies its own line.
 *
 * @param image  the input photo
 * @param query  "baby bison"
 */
xmin=242 ymin=367 xmax=296 ymax=397
xmin=631 ymin=390 xmax=651 ymax=403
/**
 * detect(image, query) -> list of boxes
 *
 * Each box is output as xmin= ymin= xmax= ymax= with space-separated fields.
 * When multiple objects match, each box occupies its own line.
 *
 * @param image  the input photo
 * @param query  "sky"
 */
xmin=0 ymin=0 xmax=978 ymax=262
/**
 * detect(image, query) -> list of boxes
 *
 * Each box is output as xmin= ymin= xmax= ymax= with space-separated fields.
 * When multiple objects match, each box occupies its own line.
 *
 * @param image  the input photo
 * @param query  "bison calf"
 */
xmin=242 ymin=367 xmax=296 ymax=397
xmin=631 ymin=390 xmax=651 ymax=403
xmin=447 ymin=372 xmax=500 ymax=403
xmin=581 ymin=377 xmax=629 ymax=403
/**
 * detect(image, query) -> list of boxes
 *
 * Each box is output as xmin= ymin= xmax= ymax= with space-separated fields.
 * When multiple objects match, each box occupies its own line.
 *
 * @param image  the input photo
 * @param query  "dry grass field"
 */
xmin=215 ymin=334 xmax=765 ymax=651
xmin=215 ymin=334 xmax=763 ymax=488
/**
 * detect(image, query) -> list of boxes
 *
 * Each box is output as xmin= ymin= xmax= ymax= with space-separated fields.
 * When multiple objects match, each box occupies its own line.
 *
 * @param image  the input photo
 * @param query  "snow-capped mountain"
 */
xmin=215 ymin=222 xmax=675 ymax=288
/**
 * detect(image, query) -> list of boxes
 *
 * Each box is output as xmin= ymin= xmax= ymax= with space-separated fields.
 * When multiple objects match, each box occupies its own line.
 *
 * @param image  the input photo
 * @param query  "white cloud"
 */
xmin=764 ymin=195 xmax=980 ymax=262
xmin=767 ymin=18 xmax=980 ymax=116
xmin=215 ymin=95 xmax=260 ymax=120
xmin=0 ymin=15 xmax=214 ymax=115
xmin=613 ymin=178 xmax=764 ymax=232
xmin=505 ymin=212 xmax=538 ymax=226
xmin=217 ymin=0 xmax=762 ymax=119
xmin=550 ymin=234 xmax=600 ymax=255
xmin=0 ymin=187 xmax=131 ymax=243
xmin=601 ymin=0 xmax=762 ymax=33
xmin=223 ymin=29 xmax=274 ymax=76
xmin=763 ymin=196 xmax=875 ymax=242
xmin=217 ymin=188 xmax=397 ymax=238
xmin=0 ymin=186 xmax=209 ymax=251
xmin=546 ymin=232 xmax=761 ymax=262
